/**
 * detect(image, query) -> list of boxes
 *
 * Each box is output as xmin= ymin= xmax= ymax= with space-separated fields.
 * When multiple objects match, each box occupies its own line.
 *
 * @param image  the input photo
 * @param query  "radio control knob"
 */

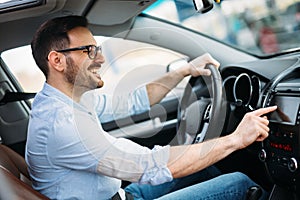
xmin=259 ymin=149 xmax=267 ymax=162
xmin=288 ymin=157 xmax=298 ymax=172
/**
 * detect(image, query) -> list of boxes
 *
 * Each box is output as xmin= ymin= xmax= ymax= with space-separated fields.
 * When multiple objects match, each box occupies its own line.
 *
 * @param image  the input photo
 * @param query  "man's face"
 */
xmin=64 ymin=27 xmax=105 ymax=91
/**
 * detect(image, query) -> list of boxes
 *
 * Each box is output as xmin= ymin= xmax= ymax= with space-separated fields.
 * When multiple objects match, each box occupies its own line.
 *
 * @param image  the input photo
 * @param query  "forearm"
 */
xmin=146 ymin=53 xmax=220 ymax=106
xmin=146 ymin=65 xmax=190 ymax=105
xmin=168 ymin=134 xmax=239 ymax=178
xmin=167 ymin=106 xmax=277 ymax=178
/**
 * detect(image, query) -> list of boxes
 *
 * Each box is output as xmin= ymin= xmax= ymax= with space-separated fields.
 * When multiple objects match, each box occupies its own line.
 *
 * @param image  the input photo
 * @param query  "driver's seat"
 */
xmin=0 ymin=144 xmax=49 ymax=199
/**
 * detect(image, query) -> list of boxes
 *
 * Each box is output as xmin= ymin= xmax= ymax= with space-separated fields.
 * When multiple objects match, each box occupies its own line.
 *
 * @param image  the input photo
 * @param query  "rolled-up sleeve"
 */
xmin=138 ymin=145 xmax=173 ymax=185
xmin=65 ymin=109 xmax=173 ymax=185
xmin=97 ymin=138 xmax=173 ymax=185
xmin=78 ymin=87 xmax=172 ymax=185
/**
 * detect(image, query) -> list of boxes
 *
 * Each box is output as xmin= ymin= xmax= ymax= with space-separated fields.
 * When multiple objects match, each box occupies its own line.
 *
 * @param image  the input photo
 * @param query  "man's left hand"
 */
xmin=188 ymin=53 xmax=220 ymax=77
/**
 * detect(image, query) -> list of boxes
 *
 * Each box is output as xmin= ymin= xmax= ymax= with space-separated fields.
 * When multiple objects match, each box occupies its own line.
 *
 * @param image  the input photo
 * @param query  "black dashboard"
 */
xmin=220 ymin=56 xmax=300 ymax=196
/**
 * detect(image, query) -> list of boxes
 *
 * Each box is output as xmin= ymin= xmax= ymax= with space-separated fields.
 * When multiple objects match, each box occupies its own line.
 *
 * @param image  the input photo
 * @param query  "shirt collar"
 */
xmin=41 ymin=82 xmax=89 ymax=113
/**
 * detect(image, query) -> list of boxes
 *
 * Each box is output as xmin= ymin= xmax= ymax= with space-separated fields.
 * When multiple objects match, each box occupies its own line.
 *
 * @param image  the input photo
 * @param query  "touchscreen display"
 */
xmin=269 ymin=95 xmax=300 ymax=125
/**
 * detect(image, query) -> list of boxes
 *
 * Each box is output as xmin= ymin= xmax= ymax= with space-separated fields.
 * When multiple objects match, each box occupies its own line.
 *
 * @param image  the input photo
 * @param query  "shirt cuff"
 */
xmin=138 ymin=145 xmax=173 ymax=185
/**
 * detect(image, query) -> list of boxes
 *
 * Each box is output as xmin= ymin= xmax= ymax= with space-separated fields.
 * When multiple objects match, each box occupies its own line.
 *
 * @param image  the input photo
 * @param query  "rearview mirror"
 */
xmin=193 ymin=0 xmax=214 ymax=13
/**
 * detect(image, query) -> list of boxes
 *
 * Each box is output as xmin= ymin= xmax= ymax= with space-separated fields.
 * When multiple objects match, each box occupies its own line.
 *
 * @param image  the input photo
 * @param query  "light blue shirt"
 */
xmin=25 ymin=83 xmax=172 ymax=200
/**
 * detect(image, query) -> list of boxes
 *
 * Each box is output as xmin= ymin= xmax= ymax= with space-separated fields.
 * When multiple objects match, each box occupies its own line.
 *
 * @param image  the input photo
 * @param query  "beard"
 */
xmin=64 ymin=57 xmax=104 ymax=92
xmin=64 ymin=56 xmax=78 ymax=85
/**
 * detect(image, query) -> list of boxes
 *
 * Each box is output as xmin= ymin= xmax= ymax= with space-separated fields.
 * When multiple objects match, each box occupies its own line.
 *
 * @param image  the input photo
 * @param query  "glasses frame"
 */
xmin=56 ymin=45 xmax=102 ymax=60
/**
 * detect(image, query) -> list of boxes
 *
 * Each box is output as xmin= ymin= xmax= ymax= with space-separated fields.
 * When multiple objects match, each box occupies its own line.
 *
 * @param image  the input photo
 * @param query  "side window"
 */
xmin=1 ymin=37 xmax=188 ymax=100
xmin=1 ymin=46 xmax=45 ymax=93
xmin=98 ymin=37 xmax=189 ymax=101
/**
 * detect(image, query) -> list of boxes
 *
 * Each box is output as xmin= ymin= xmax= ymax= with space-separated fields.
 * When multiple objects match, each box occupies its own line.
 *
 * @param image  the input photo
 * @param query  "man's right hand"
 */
xmin=232 ymin=106 xmax=277 ymax=149
xmin=168 ymin=105 xmax=277 ymax=178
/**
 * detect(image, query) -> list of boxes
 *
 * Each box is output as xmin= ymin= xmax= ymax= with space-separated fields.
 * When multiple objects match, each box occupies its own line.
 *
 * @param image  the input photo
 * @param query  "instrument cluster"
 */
xmin=223 ymin=73 xmax=262 ymax=110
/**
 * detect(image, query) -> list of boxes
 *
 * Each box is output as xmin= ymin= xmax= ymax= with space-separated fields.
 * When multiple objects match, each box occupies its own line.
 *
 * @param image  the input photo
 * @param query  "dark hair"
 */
xmin=31 ymin=15 xmax=88 ymax=78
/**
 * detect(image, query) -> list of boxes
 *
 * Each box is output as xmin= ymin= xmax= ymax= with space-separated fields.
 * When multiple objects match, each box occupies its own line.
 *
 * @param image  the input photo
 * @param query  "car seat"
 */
xmin=0 ymin=144 xmax=49 ymax=199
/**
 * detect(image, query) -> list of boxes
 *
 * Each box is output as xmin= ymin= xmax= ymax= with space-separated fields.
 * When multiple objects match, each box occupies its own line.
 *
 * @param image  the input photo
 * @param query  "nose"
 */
xmin=95 ymin=51 xmax=105 ymax=63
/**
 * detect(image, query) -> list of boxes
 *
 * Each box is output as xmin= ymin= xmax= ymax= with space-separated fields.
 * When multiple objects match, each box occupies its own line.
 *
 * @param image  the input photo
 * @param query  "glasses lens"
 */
xmin=88 ymin=45 xmax=97 ymax=59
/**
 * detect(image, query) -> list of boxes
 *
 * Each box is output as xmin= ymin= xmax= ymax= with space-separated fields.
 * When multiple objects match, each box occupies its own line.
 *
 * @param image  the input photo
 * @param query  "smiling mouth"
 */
xmin=90 ymin=68 xmax=100 ymax=78
xmin=87 ymin=63 xmax=104 ymax=88
xmin=88 ymin=65 xmax=102 ymax=79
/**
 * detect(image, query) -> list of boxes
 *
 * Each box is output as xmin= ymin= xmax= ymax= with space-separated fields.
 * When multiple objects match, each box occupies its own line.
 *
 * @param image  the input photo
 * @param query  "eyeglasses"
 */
xmin=56 ymin=45 xmax=102 ymax=60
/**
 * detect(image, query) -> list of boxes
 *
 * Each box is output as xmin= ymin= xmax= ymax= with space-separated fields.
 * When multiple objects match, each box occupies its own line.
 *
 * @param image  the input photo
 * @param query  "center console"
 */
xmin=260 ymin=74 xmax=300 ymax=199
xmin=261 ymin=87 xmax=300 ymax=186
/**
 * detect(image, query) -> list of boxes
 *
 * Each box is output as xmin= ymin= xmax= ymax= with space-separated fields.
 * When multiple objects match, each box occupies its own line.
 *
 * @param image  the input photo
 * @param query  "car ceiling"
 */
xmin=0 ymin=0 xmax=157 ymax=53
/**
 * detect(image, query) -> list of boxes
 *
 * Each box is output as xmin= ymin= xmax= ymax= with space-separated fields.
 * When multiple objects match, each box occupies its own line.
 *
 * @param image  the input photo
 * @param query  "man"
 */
xmin=26 ymin=15 xmax=276 ymax=200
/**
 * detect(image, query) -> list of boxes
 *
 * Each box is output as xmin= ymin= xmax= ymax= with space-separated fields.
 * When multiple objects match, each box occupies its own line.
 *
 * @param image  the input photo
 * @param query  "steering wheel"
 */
xmin=176 ymin=64 xmax=226 ymax=144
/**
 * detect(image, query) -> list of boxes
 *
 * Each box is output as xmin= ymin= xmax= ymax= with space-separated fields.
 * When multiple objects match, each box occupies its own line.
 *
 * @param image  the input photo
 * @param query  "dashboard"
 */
xmin=220 ymin=56 xmax=300 ymax=194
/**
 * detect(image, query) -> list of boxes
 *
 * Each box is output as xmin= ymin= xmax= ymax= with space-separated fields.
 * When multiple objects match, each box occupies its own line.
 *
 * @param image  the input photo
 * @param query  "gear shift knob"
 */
xmin=246 ymin=186 xmax=263 ymax=200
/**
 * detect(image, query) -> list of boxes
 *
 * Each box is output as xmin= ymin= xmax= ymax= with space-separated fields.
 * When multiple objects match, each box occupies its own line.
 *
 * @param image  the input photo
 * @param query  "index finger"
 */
xmin=203 ymin=53 xmax=220 ymax=68
xmin=208 ymin=58 xmax=220 ymax=69
xmin=252 ymin=106 xmax=277 ymax=116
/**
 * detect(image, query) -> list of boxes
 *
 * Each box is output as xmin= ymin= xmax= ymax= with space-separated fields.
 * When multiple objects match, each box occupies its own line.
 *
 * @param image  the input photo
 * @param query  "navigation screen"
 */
xmin=269 ymin=95 xmax=300 ymax=125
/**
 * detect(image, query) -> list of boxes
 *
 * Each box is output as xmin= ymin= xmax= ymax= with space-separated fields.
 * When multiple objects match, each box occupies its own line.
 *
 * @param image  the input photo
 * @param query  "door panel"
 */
xmin=103 ymin=98 xmax=179 ymax=147
xmin=0 ymin=59 xmax=30 ymax=155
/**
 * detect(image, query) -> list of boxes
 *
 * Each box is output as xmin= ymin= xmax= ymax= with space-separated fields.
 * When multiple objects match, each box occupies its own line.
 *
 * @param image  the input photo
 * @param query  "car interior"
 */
xmin=0 ymin=0 xmax=300 ymax=199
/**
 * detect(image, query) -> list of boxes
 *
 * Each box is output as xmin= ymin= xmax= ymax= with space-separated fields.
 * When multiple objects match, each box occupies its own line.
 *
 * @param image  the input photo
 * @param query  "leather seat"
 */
xmin=0 ymin=144 xmax=49 ymax=200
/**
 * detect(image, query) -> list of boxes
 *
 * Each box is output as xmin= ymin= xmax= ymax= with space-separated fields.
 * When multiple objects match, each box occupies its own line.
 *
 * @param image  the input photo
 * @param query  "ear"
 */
xmin=47 ymin=51 xmax=66 ymax=72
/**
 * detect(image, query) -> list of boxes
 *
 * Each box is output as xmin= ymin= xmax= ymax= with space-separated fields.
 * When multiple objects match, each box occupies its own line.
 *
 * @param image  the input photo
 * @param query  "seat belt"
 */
xmin=0 ymin=91 xmax=36 ymax=105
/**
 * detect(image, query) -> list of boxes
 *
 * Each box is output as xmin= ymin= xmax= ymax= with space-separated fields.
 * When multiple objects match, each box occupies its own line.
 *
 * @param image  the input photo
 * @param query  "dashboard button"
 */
xmin=259 ymin=149 xmax=267 ymax=162
xmin=288 ymin=158 xmax=298 ymax=172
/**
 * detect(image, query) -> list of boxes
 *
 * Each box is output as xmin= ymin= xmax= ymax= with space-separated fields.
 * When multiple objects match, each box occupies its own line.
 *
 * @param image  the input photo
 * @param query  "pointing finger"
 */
xmin=252 ymin=106 xmax=277 ymax=117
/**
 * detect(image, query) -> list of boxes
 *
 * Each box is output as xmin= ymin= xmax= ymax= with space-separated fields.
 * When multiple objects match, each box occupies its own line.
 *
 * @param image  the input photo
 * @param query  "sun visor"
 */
xmin=86 ymin=0 xmax=156 ymax=26
xmin=0 ymin=0 xmax=67 ymax=23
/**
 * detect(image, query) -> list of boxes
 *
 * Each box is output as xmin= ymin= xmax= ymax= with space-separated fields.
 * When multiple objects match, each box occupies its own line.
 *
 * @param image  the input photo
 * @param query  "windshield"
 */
xmin=144 ymin=0 xmax=300 ymax=57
